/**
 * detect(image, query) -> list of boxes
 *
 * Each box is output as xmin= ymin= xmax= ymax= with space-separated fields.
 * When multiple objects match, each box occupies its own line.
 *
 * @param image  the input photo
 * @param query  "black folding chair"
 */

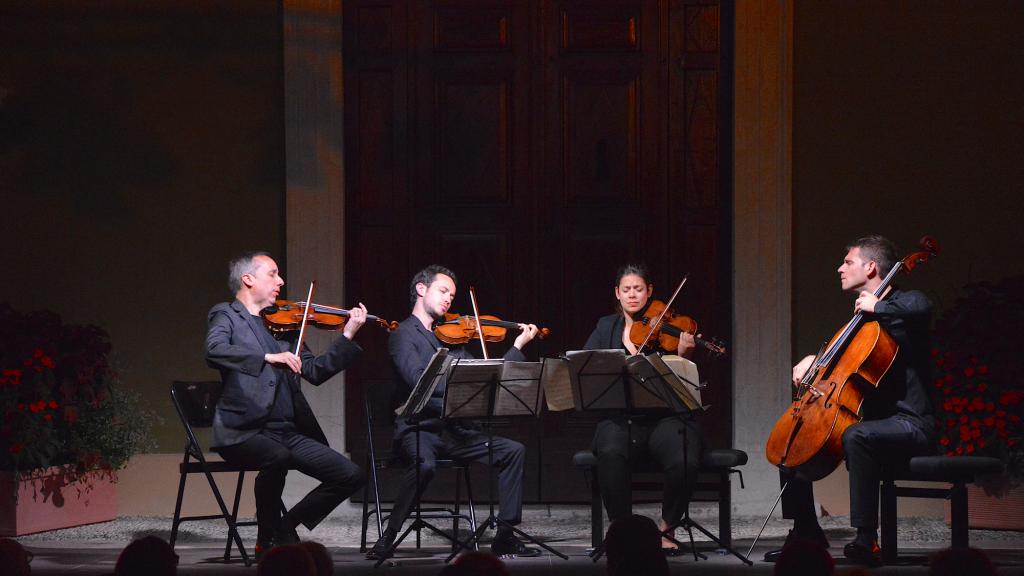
xmin=168 ymin=380 xmax=285 ymax=567
xmin=359 ymin=397 xmax=478 ymax=553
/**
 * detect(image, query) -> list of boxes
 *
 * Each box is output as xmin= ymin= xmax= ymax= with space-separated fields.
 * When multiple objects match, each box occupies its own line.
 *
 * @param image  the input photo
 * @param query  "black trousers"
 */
xmin=387 ymin=426 xmax=526 ymax=534
xmin=591 ymin=415 xmax=703 ymax=525
xmin=780 ymin=414 xmax=933 ymax=529
xmin=217 ymin=428 xmax=365 ymax=542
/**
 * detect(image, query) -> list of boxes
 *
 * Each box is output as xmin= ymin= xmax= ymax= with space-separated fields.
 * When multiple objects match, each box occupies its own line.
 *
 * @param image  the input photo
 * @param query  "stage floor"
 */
xmin=14 ymin=505 xmax=1024 ymax=575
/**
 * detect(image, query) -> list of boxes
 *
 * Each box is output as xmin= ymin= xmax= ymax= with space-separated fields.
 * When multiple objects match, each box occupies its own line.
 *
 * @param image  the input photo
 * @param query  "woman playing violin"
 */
xmin=583 ymin=264 xmax=703 ymax=553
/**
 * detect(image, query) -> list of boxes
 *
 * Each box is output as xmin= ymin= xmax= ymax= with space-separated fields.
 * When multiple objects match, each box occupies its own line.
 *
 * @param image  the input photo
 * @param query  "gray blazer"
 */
xmin=205 ymin=300 xmax=362 ymax=449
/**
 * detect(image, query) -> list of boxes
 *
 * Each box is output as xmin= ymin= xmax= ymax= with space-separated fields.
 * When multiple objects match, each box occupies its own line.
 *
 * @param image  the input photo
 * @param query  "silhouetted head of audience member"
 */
xmin=452 ymin=551 xmax=509 ymax=576
xmin=773 ymin=538 xmax=834 ymax=576
xmin=114 ymin=536 xmax=178 ymax=576
xmin=604 ymin=514 xmax=669 ymax=576
xmin=0 ymin=538 xmax=32 ymax=576
xmin=929 ymin=546 xmax=996 ymax=576
xmin=257 ymin=544 xmax=315 ymax=576
xmin=298 ymin=541 xmax=333 ymax=576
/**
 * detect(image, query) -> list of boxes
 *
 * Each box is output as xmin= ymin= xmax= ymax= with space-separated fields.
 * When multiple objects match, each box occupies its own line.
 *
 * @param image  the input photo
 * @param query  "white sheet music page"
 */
xmin=541 ymin=357 xmax=574 ymax=412
xmin=659 ymin=354 xmax=704 ymax=409
xmin=495 ymin=361 xmax=543 ymax=417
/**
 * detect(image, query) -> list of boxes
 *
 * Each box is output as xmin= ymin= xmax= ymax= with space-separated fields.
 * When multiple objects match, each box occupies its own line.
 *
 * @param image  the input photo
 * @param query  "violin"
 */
xmin=629 ymin=299 xmax=728 ymax=358
xmin=764 ymin=236 xmax=939 ymax=481
xmin=262 ymin=299 xmax=398 ymax=334
xmin=434 ymin=313 xmax=551 ymax=345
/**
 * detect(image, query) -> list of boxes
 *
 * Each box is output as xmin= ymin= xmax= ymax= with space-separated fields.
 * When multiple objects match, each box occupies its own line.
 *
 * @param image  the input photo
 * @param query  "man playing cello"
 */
xmin=765 ymin=235 xmax=935 ymax=566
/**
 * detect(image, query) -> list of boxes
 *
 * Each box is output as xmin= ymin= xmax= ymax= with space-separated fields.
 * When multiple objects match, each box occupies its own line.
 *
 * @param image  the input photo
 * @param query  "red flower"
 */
xmin=32 ymin=348 xmax=44 ymax=358
xmin=963 ymin=367 xmax=976 ymax=378
xmin=966 ymin=443 xmax=976 ymax=454
xmin=41 ymin=356 xmax=55 ymax=369
xmin=47 ymin=400 xmax=58 ymax=410
xmin=978 ymin=440 xmax=987 ymax=449
xmin=971 ymin=429 xmax=981 ymax=439
xmin=8 ymin=442 xmax=23 ymax=454
xmin=43 ymin=414 xmax=53 ymax=422
xmin=960 ymin=415 xmax=969 ymax=424
xmin=985 ymin=416 xmax=996 ymax=427
xmin=978 ymin=365 xmax=989 ymax=375
xmin=940 ymin=437 xmax=951 ymax=446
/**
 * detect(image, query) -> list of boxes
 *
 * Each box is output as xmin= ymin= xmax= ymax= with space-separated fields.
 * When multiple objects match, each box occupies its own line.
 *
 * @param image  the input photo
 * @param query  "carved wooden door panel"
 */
xmin=344 ymin=0 xmax=728 ymax=503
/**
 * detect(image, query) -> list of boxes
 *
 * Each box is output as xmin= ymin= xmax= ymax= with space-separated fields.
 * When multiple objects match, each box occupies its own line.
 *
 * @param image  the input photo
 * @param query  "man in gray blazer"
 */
xmin=206 ymin=251 xmax=367 ymax=557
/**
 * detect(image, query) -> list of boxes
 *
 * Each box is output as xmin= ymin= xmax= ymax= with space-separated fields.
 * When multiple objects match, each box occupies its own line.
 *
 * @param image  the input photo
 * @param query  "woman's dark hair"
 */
xmin=614 ymin=263 xmax=651 ymax=287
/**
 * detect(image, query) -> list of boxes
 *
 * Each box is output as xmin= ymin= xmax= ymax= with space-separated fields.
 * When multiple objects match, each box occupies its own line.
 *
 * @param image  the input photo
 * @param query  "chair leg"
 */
xmin=718 ymin=470 xmax=732 ymax=549
xmin=224 ymin=471 xmax=246 ymax=562
xmin=169 ymin=468 xmax=188 ymax=549
xmin=950 ymin=482 xmax=969 ymax=549
xmin=200 ymin=466 xmax=251 ymax=567
xmin=590 ymin=467 xmax=603 ymax=549
xmin=453 ymin=467 xmax=463 ymax=551
xmin=880 ymin=477 xmax=898 ymax=563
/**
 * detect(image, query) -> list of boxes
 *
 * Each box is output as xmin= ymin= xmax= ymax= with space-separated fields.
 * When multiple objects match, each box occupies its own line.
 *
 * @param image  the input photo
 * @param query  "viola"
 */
xmin=262 ymin=299 xmax=397 ymax=334
xmin=629 ymin=299 xmax=728 ymax=358
xmin=434 ymin=313 xmax=551 ymax=345
xmin=764 ymin=236 xmax=939 ymax=481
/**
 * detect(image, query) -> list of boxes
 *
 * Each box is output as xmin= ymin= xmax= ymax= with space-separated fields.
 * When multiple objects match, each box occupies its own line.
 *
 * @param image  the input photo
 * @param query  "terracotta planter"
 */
xmin=945 ymin=483 xmax=1024 ymax=531
xmin=0 ymin=467 xmax=117 ymax=536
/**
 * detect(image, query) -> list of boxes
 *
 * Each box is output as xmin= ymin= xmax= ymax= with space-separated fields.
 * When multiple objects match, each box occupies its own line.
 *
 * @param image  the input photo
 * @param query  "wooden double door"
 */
xmin=343 ymin=0 xmax=730 ymax=503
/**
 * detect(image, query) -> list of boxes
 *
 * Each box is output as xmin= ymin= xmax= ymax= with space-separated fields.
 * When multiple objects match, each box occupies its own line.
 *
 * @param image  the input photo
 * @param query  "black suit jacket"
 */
xmin=205 ymin=300 xmax=362 ymax=449
xmin=388 ymin=315 xmax=526 ymax=438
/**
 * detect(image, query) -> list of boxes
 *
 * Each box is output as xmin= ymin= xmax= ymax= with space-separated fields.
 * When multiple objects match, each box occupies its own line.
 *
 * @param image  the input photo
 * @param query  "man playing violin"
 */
xmin=367 ymin=264 xmax=542 ymax=560
xmin=206 ymin=252 xmax=368 ymax=558
xmin=766 ymin=236 xmax=934 ymax=566
xmin=583 ymin=264 xmax=702 ymax=554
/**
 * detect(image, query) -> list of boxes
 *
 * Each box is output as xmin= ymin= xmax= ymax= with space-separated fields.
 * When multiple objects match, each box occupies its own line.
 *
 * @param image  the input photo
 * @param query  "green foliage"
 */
xmin=0 ymin=304 xmax=158 ymax=490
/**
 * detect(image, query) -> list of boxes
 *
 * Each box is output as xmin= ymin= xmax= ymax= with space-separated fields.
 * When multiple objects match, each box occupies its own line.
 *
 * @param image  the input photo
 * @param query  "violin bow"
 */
xmin=636 ymin=275 xmax=688 ymax=354
xmin=468 ymin=286 xmax=489 ymax=359
xmin=294 ymin=280 xmax=317 ymax=356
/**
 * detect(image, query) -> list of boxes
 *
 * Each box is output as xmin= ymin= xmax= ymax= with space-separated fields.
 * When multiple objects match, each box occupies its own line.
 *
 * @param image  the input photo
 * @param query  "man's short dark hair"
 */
xmin=409 ymin=265 xmax=457 ymax=307
xmin=847 ymin=235 xmax=898 ymax=276
xmin=228 ymin=251 xmax=272 ymax=294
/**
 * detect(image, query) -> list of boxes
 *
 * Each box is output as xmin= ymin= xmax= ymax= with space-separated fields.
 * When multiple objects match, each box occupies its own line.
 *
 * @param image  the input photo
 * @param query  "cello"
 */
xmin=764 ymin=237 xmax=939 ymax=482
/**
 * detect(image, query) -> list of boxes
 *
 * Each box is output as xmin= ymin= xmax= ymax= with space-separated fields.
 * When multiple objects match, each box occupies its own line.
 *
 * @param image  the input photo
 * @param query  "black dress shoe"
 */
xmin=491 ymin=534 xmax=542 ymax=558
xmin=843 ymin=540 xmax=881 ymax=567
xmin=366 ymin=528 xmax=397 ymax=560
xmin=273 ymin=524 xmax=300 ymax=546
xmin=763 ymin=527 xmax=829 ymax=563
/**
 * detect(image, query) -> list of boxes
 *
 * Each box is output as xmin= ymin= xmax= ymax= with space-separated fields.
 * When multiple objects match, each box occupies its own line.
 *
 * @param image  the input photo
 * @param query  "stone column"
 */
xmin=732 ymin=0 xmax=793 ymax=514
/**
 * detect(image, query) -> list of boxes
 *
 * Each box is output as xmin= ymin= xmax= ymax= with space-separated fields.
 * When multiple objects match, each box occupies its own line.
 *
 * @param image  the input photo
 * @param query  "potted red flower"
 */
xmin=0 ymin=304 xmax=156 ymax=535
xmin=932 ymin=276 xmax=1024 ymax=530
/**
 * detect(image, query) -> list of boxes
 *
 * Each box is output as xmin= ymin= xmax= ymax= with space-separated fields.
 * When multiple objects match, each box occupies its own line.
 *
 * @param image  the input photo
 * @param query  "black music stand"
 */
xmin=567 ymin=350 xmax=749 ymax=564
xmin=441 ymin=358 xmax=569 ymax=562
xmin=640 ymin=354 xmax=752 ymax=565
xmin=374 ymin=349 xmax=475 ymax=568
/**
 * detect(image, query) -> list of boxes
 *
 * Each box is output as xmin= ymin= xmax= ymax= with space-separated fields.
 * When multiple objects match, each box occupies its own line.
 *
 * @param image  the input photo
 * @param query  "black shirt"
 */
xmin=862 ymin=287 xmax=934 ymax=431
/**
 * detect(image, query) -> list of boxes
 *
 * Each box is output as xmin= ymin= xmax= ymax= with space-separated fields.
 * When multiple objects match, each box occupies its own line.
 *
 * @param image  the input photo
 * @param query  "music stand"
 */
xmin=642 ymin=354 xmax=752 ymax=565
xmin=566 ymin=350 xmax=750 ymax=564
xmin=442 ymin=358 xmax=569 ymax=561
xmin=375 ymin=349 xmax=474 ymax=568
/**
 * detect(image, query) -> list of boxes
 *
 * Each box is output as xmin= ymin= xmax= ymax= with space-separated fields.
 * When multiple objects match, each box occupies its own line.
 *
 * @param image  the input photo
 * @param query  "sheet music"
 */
xmin=566 ymin=349 xmax=628 ymax=410
xmin=542 ymin=357 xmax=574 ymax=412
xmin=443 ymin=358 xmax=502 ymax=419
xmin=395 ymin=348 xmax=452 ymax=417
xmin=494 ymin=361 xmax=543 ymax=417
xmin=659 ymin=354 xmax=704 ymax=410
xmin=625 ymin=354 xmax=676 ymax=410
